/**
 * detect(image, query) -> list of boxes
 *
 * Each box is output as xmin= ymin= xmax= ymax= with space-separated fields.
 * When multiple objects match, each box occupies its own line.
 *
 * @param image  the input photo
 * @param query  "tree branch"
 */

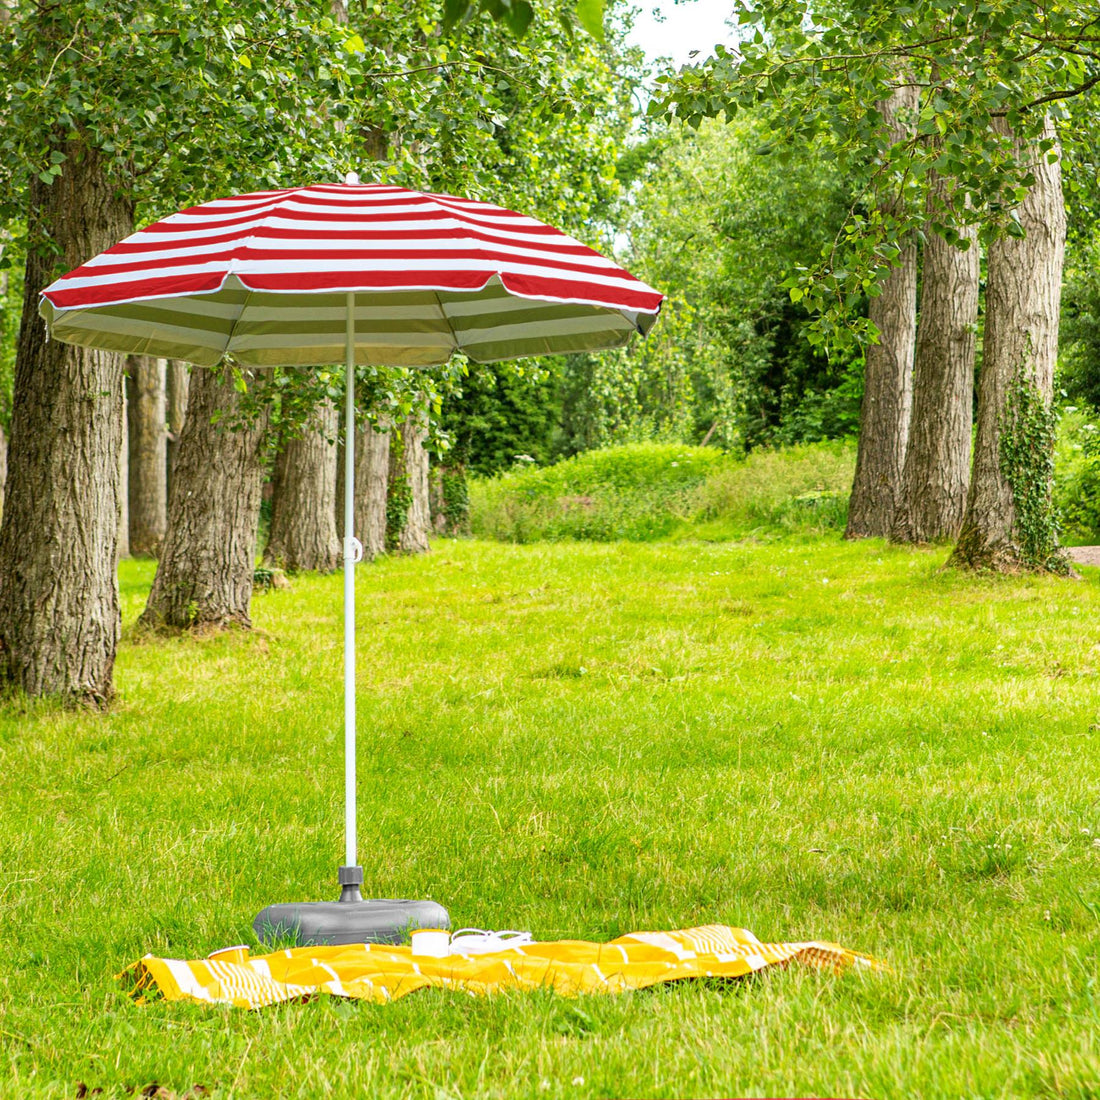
xmin=1011 ymin=71 xmax=1100 ymax=113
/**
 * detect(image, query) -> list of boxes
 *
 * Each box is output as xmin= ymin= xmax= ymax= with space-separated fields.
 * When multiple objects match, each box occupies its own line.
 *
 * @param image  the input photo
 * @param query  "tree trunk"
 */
xmin=430 ymin=467 xmax=447 ymax=534
xmin=891 ymin=173 xmax=980 ymax=543
xmin=0 ymin=266 xmax=7 ymax=524
xmin=0 ymin=425 xmax=7 ymax=524
xmin=359 ymin=420 xmax=392 ymax=558
xmin=126 ymin=355 xmax=167 ymax=556
xmin=265 ymin=402 xmax=340 ymax=573
xmin=337 ymin=419 xmax=392 ymax=559
xmin=335 ymin=438 xmax=345 ymax=545
xmin=118 ymin=377 xmax=130 ymax=560
xmin=0 ymin=148 xmax=133 ymax=704
xmin=397 ymin=411 xmax=431 ymax=554
xmin=140 ymin=368 xmax=271 ymax=630
xmin=950 ymin=118 xmax=1067 ymax=571
xmin=166 ymin=359 xmax=189 ymax=497
xmin=845 ymin=83 xmax=919 ymax=539
xmin=430 ymin=465 xmax=470 ymax=536
xmin=358 ymin=425 xmax=389 ymax=559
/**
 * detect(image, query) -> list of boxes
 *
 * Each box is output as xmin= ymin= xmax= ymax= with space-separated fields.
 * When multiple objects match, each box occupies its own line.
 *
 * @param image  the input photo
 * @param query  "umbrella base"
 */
xmin=253 ymin=866 xmax=450 ymax=947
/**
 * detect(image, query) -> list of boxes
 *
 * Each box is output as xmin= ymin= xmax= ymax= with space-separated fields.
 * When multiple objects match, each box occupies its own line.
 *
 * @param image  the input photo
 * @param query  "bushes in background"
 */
xmin=1054 ymin=408 xmax=1100 ymax=545
xmin=469 ymin=441 xmax=854 ymax=543
xmin=464 ymin=417 xmax=1100 ymax=547
xmin=690 ymin=442 xmax=854 ymax=537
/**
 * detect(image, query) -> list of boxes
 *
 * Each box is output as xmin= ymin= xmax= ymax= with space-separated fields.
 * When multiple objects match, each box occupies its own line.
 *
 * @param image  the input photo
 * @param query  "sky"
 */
xmin=624 ymin=0 xmax=739 ymax=68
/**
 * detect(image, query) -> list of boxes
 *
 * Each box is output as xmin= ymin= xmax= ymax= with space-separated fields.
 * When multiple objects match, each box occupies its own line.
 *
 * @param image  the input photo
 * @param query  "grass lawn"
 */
xmin=3 ymin=535 xmax=1100 ymax=1098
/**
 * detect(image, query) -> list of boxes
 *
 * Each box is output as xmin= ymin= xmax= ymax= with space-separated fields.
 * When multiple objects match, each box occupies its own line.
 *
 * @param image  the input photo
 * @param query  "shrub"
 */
xmin=496 ymin=442 xmax=726 ymax=498
xmin=468 ymin=440 xmax=855 ymax=543
xmin=690 ymin=441 xmax=854 ymax=535
xmin=1054 ymin=408 xmax=1100 ymax=545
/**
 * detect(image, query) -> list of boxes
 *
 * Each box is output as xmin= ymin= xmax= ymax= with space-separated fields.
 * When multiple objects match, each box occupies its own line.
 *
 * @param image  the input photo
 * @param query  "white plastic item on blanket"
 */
xmin=448 ymin=928 xmax=534 ymax=955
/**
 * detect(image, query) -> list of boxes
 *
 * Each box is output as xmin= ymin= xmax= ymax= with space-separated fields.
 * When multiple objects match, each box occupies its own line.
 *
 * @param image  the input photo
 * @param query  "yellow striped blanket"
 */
xmin=120 ymin=925 xmax=881 ymax=1009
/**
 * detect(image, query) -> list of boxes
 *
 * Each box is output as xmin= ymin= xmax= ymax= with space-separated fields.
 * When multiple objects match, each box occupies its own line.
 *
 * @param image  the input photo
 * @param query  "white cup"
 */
xmin=410 ymin=928 xmax=450 ymax=958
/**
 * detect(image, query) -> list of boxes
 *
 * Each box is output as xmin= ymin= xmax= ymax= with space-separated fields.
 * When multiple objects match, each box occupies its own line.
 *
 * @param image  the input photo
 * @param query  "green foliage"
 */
xmin=440 ymin=467 xmax=471 ymax=532
xmin=494 ymin=442 xmax=724 ymax=497
xmin=548 ymin=116 xmax=861 ymax=454
xmin=1053 ymin=407 xmax=1100 ymax=545
xmin=469 ymin=440 xmax=854 ymax=542
xmin=441 ymin=112 xmax=865 ymax=463
xmin=998 ymin=363 xmax=1066 ymax=572
xmin=2 ymin=3 xmax=351 ymax=225
xmin=441 ymin=0 xmax=605 ymax=40
xmin=654 ymin=0 xmax=1099 ymax=356
xmin=689 ymin=440 xmax=855 ymax=538
xmin=1 ymin=1 xmax=638 ymax=436
xmin=386 ymin=430 xmax=413 ymax=553
xmin=1060 ymin=236 xmax=1100 ymax=410
xmin=252 ymin=564 xmax=283 ymax=592
xmin=0 ymin=2 xmax=633 ymax=225
xmin=439 ymin=362 xmax=563 ymax=476
xmin=470 ymin=442 xmax=725 ymax=541
xmin=0 ymin=231 xmax=22 ymax=430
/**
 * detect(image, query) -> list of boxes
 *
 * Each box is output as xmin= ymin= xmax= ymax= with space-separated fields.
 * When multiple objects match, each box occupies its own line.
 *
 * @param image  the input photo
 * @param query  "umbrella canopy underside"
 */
xmin=41 ymin=274 xmax=650 ymax=367
xmin=38 ymin=183 xmax=663 ymax=368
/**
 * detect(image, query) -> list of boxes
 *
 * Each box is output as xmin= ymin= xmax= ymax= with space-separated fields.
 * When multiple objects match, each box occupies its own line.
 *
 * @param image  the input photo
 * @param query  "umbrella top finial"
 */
xmin=344 ymin=170 xmax=360 ymax=186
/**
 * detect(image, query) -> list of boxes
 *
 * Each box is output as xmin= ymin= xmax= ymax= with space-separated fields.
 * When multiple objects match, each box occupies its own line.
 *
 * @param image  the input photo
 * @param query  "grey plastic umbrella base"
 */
xmin=253 ymin=866 xmax=450 ymax=947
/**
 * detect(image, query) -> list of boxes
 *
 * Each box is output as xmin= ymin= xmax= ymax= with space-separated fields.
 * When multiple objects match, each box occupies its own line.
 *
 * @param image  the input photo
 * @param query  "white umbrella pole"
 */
xmin=344 ymin=291 xmax=358 ymax=872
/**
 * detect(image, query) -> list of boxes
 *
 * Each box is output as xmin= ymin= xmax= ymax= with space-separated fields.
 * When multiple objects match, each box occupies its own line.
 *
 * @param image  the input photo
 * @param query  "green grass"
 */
xmin=469 ymin=441 xmax=855 ymax=543
xmin=3 ymin=537 xmax=1100 ymax=1097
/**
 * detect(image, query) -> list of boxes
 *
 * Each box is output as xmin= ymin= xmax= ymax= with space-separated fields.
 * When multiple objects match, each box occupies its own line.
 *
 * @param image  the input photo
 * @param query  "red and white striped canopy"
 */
xmin=39 ymin=182 xmax=663 ymax=368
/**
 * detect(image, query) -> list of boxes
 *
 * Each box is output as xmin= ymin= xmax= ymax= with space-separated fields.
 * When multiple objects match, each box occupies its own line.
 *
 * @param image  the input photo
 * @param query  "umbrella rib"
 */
xmin=224 ymin=283 xmax=256 ymax=364
xmin=432 ymin=288 xmax=461 ymax=360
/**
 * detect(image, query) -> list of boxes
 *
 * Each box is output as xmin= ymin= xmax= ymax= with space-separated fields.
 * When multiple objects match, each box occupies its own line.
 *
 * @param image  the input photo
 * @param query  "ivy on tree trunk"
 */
xmin=950 ymin=118 xmax=1067 ymax=572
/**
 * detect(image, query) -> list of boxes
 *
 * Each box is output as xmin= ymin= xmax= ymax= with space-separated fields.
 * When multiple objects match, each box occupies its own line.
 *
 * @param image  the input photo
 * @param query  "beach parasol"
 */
xmin=39 ymin=173 xmax=663 ymax=945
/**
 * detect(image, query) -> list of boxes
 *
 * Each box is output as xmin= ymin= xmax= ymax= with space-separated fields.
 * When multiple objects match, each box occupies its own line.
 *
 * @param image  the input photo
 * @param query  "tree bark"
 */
xmin=0 ymin=148 xmax=133 ymax=704
xmin=0 ymin=262 xmax=7 ymax=524
xmin=140 ymin=368 xmax=271 ymax=630
xmin=891 ymin=173 xmax=980 ymax=543
xmin=118 ymin=377 xmax=130 ymax=560
xmin=165 ymin=359 xmax=189 ymax=498
xmin=337 ymin=418 xmax=392 ymax=559
xmin=265 ymin=402 xmax=340 ymax=573
xmin=430 ymin=465 xmax=470 ymax=536
xmin=430 ymin=467 xmax=447 ymax=534
xmin=950 ymin=118 xmax=1067 ymax=571
xmin=845 ymin=83 xmax=919 ymax=539
xmin=359 ymin=420 xmax=392 ymax=559
xmin=0 ymin=425 xmax=7 ymax=524
xmin=397 ymin=411 xmax=431 ymax=554
xmin=126 ymin=355 xmax=167 ymax=556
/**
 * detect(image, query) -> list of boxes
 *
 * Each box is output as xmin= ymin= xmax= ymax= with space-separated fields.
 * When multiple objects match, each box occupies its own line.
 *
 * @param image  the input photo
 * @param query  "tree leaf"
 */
xmin=506 ymin=0 xmax=534 ymax=36
xmin=442 ymin=0 xmax=470 ymax=30
xmin=576 ymin=0 xmax=605 ymax=40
